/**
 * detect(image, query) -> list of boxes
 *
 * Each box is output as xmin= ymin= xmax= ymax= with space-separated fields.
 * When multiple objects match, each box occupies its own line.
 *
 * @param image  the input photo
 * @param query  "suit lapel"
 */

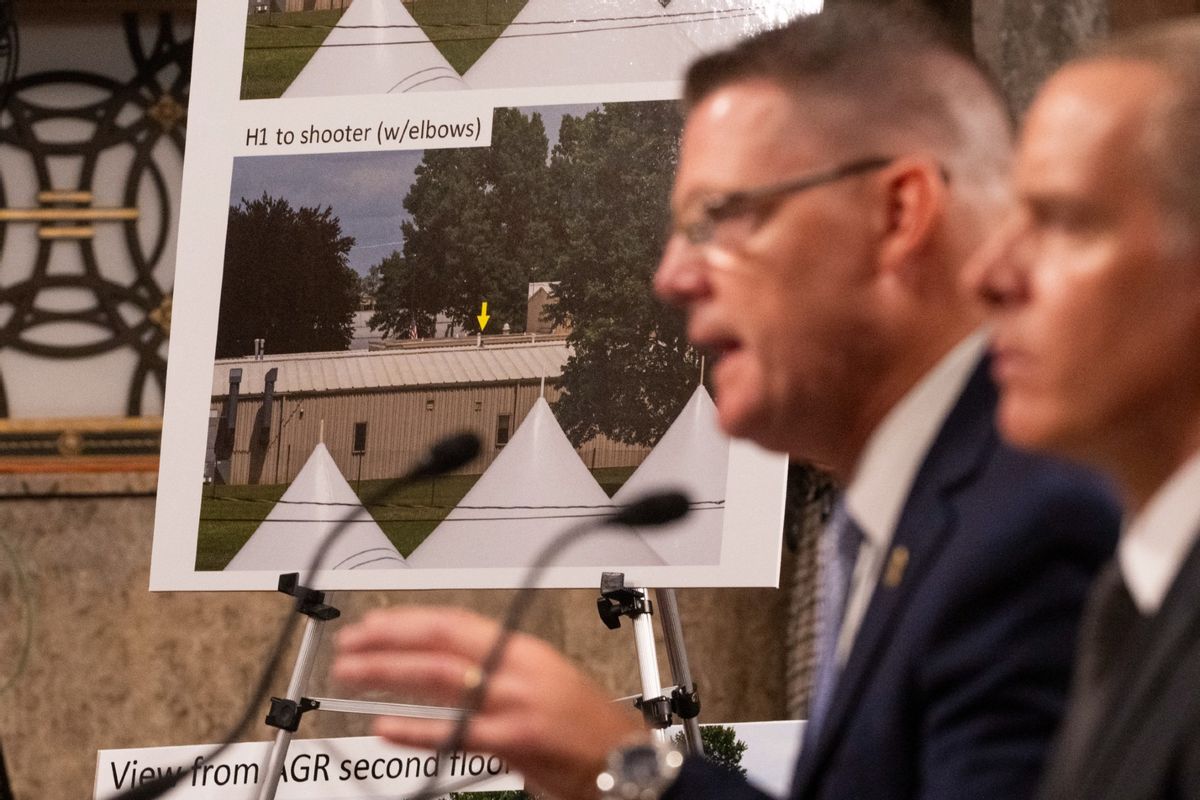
xmin=1077 ymin=535 xmax=1200 ymax=797
xmin=793 ymin=361 xmax=998 ymax=796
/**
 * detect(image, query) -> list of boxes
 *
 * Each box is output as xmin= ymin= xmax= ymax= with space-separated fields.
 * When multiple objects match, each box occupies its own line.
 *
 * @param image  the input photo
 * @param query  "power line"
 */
xmin=245 ymin=12 xmax=758 ymax=52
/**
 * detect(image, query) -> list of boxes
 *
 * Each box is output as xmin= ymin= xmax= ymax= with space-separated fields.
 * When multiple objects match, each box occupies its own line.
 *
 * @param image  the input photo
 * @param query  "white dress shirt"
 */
xmin=1119 ymin=449 xmax=1200 ymax=615
xmin=835 ymin=331 xmax=988 ymax=665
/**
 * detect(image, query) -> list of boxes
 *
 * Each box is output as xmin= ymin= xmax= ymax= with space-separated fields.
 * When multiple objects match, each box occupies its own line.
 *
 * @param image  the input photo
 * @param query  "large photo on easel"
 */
xmin=151 ymin=0 xmax=807 ymax=591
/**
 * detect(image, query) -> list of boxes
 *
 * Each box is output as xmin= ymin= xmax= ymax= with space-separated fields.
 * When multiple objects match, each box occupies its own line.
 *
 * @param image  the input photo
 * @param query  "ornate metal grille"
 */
xmin=0 ymin=11 xmax=190 ymax=461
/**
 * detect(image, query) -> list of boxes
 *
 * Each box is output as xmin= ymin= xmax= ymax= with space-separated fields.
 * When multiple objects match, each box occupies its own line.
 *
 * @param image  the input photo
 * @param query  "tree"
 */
xmin=675 ymin=724 xmax=749 ymax=778
xmin=546 ymin=101 xmax=699 ymax=447
xmin=367 ymin=249 xmax=429 ymax=338
xmin=371 ymin=108 xmax=555 ymax=338
xmin=217 ymin=193 xmax=358 ymax=357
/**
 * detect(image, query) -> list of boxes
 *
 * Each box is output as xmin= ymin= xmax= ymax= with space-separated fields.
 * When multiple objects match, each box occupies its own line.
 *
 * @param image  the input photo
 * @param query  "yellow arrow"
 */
xmin=477 ymin=301 xmax=490 ymax=332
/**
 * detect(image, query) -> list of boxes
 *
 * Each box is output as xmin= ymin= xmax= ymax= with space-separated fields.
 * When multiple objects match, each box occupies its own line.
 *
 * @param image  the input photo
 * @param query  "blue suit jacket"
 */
xmin=664 ymin=361 xmax=1119 ymax=800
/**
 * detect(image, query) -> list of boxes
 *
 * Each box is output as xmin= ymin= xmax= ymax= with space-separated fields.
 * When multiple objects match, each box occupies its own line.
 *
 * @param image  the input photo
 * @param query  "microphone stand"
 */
xmin=106 ymin=471 xmax=692 ymax=800
xmin=256 ymin=495 xmax=698 ymax=800
xmin=104 ymin=434 xmax=482 ymax=800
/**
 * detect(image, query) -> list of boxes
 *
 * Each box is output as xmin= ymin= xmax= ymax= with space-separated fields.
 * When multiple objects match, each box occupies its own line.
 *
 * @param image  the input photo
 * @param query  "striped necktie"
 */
xmin=803 ymin=500 xmax=864 ymax=750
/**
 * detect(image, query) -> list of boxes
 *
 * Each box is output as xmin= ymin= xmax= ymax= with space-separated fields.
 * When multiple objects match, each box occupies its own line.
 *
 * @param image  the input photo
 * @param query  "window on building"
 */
xmin=496 ymin=414 xmax=512 ymax=448
xmin=352 ymin=422 xmax=367 ymax=454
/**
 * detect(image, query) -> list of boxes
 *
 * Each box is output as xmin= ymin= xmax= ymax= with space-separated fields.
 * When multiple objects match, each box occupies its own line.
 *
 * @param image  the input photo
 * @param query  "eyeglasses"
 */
xmin=673 ymin=156 xmax=896 ymax=248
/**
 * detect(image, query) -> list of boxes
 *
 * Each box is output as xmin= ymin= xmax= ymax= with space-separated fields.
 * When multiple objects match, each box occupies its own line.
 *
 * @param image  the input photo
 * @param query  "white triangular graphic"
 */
xmin=614 ymin=385 xmax=728 ymax=564
xmin=407 ymin=397 xmax=663 ymax=567
xmin=224 ymin=442 xmax=406 ymax=571
xmin=464 ymin=0 xmax=701 ymax=89
xmin=284 ymin=0 xmax=465 ymax=98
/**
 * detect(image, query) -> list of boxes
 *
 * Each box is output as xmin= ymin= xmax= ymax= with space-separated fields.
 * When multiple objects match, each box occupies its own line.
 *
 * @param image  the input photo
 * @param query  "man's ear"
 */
xmin=877 ymin=157 xmax=947 ymax=280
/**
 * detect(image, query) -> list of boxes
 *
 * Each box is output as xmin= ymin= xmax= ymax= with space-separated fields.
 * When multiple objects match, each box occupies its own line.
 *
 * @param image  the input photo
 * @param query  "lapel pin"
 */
xmin=884 ymin=545 xmax=910 ymax=588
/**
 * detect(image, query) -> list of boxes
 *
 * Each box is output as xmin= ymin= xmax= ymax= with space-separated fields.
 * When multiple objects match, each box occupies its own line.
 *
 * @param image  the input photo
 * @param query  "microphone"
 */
xmin=108 ymin=433 xmax=482 ymax=800
xmin=407 ymin=490 xmax=693 ymax=800
xmin=405 ymin=432 xmax=480 ymax=483
xmin=610 ymin=490 xmax=689 ymax=527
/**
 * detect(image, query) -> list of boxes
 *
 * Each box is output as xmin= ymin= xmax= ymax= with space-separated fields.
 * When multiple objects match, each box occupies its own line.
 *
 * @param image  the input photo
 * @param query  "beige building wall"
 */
xmin=213 ymin=382 xmax=649 ymax=486
xmin=275 ymin=0 xmax=350 ymax=11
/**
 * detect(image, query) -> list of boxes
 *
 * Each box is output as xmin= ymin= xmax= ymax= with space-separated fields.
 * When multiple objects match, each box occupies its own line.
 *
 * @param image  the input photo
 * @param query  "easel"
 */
xmin=253 ymin=570 xmax=705 ymax=799
xmin=597 ymin=573 xmax=704 ymax=755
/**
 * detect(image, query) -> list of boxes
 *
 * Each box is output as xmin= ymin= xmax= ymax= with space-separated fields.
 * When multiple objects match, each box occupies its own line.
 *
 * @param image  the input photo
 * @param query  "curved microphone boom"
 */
xmin=109 ymin=433 xmax=481 ymax=800
xmin=407 ymin=432 xmax=482 ymax=482
xmin=610 ymin=490 xmax=690 ymax=528
xmin=408 ymin=489 xmax=692 ymax=800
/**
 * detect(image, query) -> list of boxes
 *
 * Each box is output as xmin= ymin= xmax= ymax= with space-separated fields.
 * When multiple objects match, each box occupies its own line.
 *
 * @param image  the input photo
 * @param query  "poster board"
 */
xmin=93 ymin=722 xmax=804 ymax=798
xmin=152 ymin=1 xmax=816 ymax=591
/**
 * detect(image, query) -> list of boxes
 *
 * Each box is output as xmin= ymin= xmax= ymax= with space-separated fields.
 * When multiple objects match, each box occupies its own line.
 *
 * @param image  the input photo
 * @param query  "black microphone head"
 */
xmin=412 ymin=432 xmax=481 ymax=479
xmin=611 ymin=491 xmax=691 ymax=527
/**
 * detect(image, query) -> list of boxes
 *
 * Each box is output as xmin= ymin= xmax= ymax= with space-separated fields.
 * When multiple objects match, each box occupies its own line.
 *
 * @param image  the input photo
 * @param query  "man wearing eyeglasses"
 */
xmin=332 ymin=7 xmax=1118 ymax=800
xmin=649 ymin=7 xmax=1117 ymax=800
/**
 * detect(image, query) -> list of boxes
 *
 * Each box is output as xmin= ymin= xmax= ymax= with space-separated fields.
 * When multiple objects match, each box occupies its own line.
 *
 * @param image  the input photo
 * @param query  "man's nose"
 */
xmin=654 ymin=235 xmax=711 ymax=307
xmin=963 ymin=212 xmax=1030 ymax=310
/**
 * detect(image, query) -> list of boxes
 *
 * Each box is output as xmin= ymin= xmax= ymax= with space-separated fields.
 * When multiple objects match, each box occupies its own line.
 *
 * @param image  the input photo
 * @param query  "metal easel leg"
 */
xmin=256 ymin=575 xmax=340 ymax=800
xmin=598 ymin=573 xmax=702 ymax=747
xmin=628 ymin=587 xmax=671 ymax=743
xmin=655 ymin=588 xmax=704 ymax=757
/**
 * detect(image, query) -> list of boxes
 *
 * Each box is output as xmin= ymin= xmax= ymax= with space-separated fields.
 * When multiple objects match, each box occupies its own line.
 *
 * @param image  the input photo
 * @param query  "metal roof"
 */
xmin=212 ymin=337 xmax=570 ymax=397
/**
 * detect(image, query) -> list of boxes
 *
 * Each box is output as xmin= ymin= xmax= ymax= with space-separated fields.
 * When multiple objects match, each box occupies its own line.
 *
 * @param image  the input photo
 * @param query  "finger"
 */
xmin=372 ymin=712 xmax=534 ymax=764
xmin=372 ymin=715 xmax=458 ymax=752
xmin=332 ymin=651 xmax=482 ymax=706
xmin=336 ymin=607 xmax=502 ymax=662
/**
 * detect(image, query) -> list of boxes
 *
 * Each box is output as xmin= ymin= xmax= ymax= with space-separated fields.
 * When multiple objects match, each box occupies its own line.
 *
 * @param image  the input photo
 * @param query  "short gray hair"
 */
xmin=683 ymin=2 xmax=1013 ymax=214
xmin=1084 ymin=19 xmax=1200 ymax=244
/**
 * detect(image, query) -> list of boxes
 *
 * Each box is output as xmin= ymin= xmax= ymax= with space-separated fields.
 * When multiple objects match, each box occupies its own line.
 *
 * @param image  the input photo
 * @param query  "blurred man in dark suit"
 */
xmin=331 ymin=7 xmax=1119 ymax=800
xmin=968 ymin=18 xmax=1200 ymax=800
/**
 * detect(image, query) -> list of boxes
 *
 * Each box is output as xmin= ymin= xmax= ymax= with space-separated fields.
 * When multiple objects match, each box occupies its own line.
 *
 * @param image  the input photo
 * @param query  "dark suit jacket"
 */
xmin=1037 ymin=540 xmax=1200 ymax=800
xmin=663 ymin=361 xmax=1119 ymax=800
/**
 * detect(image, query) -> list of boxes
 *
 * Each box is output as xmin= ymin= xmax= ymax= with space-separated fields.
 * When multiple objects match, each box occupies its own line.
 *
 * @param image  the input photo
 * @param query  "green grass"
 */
xmin=241 ymin=10 xmax=346 ymax=100
xmin=195 ymin=464 xmax=633 ymax=571
xmin=196 ymin=482 xmax=289 ymax=570
xmin=407 ymin=0 xmax=527 ymax=75
xmin=592 ymin=466 xmax=636 ymax=498
xmin=196 ymin=473 xmax=480 ymax=570
xmin=239 ymin=1 xmax=527 ymax=99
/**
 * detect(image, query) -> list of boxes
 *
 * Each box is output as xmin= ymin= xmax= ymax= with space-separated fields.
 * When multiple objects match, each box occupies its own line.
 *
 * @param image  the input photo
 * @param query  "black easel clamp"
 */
xmin=670 ymin=685 xmax=701 ymax=720
xmin=277 ymin=573 xmax=340 ymax=621
xmin=634 ymin=695 xmax=674 ymax=729
xmin=597 ymin=572 xmax=653 ymax=630
xmin=265 ymin=697 xmax=320 ymax=732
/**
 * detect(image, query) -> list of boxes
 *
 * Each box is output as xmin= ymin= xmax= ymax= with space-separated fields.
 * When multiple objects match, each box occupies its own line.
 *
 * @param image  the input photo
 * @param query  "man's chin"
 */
xmin=714 ymin=399 xmax=760 ymax=440
xmin=997 ymin=399 xmax=1070 ymax=457
xmin=715 ymin=402 xmax=794 ymax=454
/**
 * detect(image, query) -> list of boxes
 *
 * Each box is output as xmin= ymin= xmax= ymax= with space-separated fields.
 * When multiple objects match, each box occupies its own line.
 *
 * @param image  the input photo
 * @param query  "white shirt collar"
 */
xmin=844 ymin=331 xmax=988 ymax=550
xmin=1119 ymin=449 xmax=1200 ymax=614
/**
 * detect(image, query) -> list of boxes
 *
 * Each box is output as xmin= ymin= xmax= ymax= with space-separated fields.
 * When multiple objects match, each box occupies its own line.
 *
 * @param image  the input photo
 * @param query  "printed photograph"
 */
xmin=239 ymin=0 xmax=814 ymax=100
xmin=197 ymin=100 xmax=734 ymax=575
xmin=151 ymin=0 xmax=791 ymax=590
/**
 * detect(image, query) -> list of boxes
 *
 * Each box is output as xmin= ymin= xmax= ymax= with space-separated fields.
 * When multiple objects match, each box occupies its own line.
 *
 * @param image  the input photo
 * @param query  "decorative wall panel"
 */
xmin=0 ymin=8 xmax=191 ymax=468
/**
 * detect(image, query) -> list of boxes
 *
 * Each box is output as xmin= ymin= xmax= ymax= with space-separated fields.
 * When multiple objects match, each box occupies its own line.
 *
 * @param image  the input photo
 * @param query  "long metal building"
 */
xmin=208 ymin=334 xmax=648 ymax=486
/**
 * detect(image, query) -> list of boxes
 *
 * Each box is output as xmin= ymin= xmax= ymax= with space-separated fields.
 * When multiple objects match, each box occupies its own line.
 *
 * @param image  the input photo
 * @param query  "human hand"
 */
xmin=331 ymin=606 xmax=645 ymax=799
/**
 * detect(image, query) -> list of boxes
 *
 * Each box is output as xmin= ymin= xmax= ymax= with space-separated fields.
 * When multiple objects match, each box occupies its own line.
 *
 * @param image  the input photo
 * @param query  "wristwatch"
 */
xmin=596 ymin=737 xmax=685 ymax=800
